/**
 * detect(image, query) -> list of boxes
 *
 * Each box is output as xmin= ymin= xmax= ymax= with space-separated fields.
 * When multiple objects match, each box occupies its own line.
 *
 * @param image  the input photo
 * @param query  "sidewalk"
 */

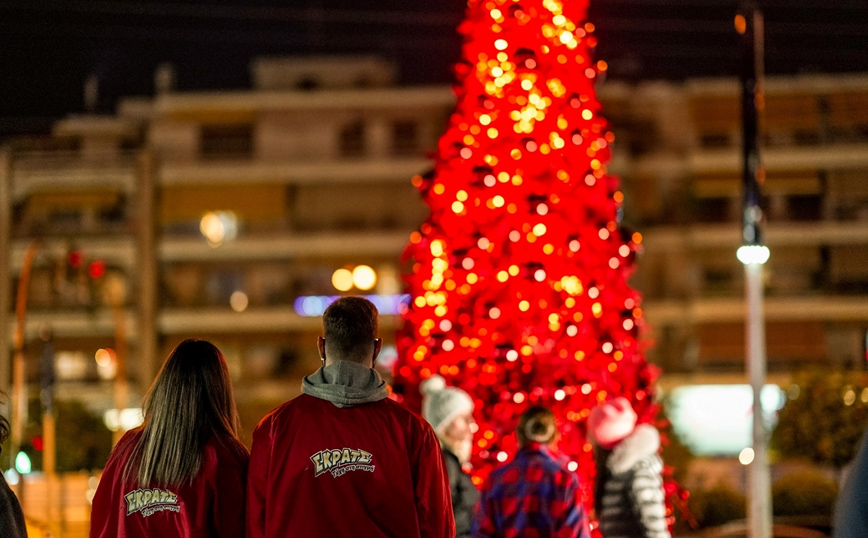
xmin=14 ymin=472 xmax=95 ymax=538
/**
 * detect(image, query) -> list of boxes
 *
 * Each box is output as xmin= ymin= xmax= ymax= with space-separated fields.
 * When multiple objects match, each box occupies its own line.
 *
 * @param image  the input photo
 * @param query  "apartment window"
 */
xmin=339 ymin=121 xmax=366 ymax=158
xmin=693 ymin=197 xmax=733 ymax=223
xmin=200 ymin=124 xmax=253 ymax=159
xmin=786 ymin=194 xmax=823 ymax=221
xmin=828 ymin=91 xmax=868 ymax=143
xmin=828 ymin=246 xmax=868 ymax=294
xmin=392 ymin=121 xmax=419 ymax=156
xmin=703 ymin=268 xmax=734 ymax=295
xmin=699 ymin=133 xmax=732 ymax=148
xmin=626 ymin=120 xmax=657 ymax=154
xmin=297 ymin=77 xmax=319 ymax=91
xmin=792 ymin=130 xmax=821 ymax=146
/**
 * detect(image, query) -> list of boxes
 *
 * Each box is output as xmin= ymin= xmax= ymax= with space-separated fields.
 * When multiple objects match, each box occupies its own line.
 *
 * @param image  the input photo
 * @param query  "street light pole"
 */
xmin=12 ymin=240 xmax=38 ymax=500
xmin=0 ymin=148 xmax=11 ymax=407
xmin=108 ymin=276 xmax=128 ymax=446
xmin=736 ymin=4 xmax=771 ymax=538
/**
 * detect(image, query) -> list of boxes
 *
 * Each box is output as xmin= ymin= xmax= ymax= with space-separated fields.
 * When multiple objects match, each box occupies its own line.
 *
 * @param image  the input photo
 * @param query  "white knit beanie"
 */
xmin=420 ymin=375 xmax=475 ymax=434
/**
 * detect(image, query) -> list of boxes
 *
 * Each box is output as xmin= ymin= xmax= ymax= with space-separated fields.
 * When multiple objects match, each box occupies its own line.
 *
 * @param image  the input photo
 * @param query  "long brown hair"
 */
xmin=0 ymin=400 xmax=9 ymax=454
xmin=123 ymin=339 xmax=242 ymax=487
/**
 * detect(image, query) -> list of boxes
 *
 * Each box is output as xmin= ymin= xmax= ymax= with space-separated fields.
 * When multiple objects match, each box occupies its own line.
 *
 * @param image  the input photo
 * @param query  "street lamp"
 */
xmin=736 ymin=245 xmax=770 ymax=266
xmin=738 ymin=3 xmax=771 ymax=538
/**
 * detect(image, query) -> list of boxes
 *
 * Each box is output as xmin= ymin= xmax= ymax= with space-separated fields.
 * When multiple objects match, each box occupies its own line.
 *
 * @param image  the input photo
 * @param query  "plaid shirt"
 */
xmin=472 ymin=443 xmax=591 ymax=538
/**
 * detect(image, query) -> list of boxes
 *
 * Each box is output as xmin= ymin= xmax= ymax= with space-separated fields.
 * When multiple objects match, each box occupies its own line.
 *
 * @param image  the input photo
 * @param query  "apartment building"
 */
xmin=0 ymin=57 xmax=452 ymax=430
xmin=610 ymin=75 xmax=868 ymax=379
xmin=2 ymin=57 xmax=867 ymax=441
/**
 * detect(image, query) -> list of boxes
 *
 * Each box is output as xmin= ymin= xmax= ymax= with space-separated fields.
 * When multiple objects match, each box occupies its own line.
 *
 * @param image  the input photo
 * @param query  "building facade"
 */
xmin=2 ymin=58 xmax=867 ymax=441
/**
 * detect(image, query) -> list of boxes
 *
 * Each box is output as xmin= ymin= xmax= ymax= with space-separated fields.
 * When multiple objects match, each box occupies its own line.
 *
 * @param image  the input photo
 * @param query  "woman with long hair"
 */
xmin=0 ymin=402 xmax=27 ymax=537
xmin=91 ymin=339 xmax=248 ymax=538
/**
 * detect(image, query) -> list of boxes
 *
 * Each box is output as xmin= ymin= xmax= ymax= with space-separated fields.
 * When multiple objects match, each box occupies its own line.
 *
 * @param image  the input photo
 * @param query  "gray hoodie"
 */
xmin=301 ymin=360 xmax=389 ymax=408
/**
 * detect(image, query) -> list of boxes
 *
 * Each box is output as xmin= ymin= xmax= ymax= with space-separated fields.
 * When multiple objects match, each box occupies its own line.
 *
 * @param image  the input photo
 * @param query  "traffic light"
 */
xmin=58 ymin=247 xmax=110 ymax=307
xmin=88 ymin=260 xmax=106 ymax=280
xmin=15 ymin=451 xmax=32 ymax=475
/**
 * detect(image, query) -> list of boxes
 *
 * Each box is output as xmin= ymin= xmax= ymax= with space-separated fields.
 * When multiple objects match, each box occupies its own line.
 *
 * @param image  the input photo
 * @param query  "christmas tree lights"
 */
xmin=392 ymin=0 xmax=667 ymax=517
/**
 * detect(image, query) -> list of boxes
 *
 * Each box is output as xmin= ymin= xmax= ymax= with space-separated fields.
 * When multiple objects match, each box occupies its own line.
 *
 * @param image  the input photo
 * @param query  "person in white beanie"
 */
xmin=421 ymin=375 xmax=479 ymax=538
xmin=587 ymin=397 xmax=670 ymax=538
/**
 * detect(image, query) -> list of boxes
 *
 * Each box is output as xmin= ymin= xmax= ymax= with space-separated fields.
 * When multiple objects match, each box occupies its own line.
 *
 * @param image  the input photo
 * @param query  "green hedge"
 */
xmin=688 ymin=484 xmax=746 ymax=527
xmin=772 ymin=472 xmax=838 ymax=517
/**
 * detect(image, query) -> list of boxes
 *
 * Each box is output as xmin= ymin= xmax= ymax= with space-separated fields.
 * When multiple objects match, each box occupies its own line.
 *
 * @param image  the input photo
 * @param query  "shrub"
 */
xmin=688 ymin=483 xmax=746 ymax=527
xmin=771 ymin=369 xmax=868 ymax=469
xmin=773 ymin=472 xmax=838 ymax=517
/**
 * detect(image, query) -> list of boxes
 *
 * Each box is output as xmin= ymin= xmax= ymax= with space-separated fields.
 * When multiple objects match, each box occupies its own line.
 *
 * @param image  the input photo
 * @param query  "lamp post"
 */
xmin=736 ymin=3 xmax=771 ymax=538
xmin=12 ymin=240 xmax=39 ymax=500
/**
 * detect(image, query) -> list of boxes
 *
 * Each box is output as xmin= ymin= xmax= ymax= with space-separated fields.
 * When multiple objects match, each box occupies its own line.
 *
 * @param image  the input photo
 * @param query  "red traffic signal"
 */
xmin=68 ymin=250 xmax=83 ymax=268
xmin=88 ymin=260 xmax=106 ymax=279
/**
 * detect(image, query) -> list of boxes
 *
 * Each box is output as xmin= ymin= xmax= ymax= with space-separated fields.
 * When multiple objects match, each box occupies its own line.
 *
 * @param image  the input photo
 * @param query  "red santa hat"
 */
xmin=587 ymin=397 xmax=638 ymax=449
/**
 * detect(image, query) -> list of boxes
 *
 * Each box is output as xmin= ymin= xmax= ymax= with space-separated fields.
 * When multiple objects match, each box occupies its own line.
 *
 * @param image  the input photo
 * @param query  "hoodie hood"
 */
xmin=606 ymin=424 xmax=661 ymax=475
xmin=302 ymin=360 xmax=389 ymax=408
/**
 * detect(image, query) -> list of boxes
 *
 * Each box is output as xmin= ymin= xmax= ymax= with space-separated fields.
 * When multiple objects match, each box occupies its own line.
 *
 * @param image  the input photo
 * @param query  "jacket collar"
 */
xmin=606 ymin=424 xmax=660 ymax=474
xmin=519 ymin=441 xmax=552 ymax=457
xmin=301 ymin=360 xmax=389 ymax=408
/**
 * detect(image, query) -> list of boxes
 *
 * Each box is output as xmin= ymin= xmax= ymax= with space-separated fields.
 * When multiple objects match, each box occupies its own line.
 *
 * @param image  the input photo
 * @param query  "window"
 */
xmin=693 ymin=197 xmax=733 ymax=223
xmin=699 ymin=133 xmax=732 ymax=148
xmin=392 ymin=121 xmax=419 ymax=156
xmin=297 ymin=77 xmax=319 ymax=91
xmin=339 ymin=121 xmax=366 ymax=158
xmin=200 ymin=124 xmax=253 ymax=159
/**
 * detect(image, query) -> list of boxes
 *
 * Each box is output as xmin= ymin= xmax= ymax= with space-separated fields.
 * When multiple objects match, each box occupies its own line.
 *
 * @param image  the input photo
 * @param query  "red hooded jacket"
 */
xmin=90 ymin=429 xmax=248 ymax=538
xmin=246 ymin=360 xmax=455 ymax=538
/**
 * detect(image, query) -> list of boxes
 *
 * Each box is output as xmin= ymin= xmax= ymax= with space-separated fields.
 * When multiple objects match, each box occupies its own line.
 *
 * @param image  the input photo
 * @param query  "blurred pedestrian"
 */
xmin=90 ymin=339 xmax=248 ymax=538
xmin=588 ymin=397 xmax=670 ymax=538
xmin=834 ymin=421 xmax=868 ymax=537
xmin=0 ymin=405 xmax=27 ymax=538
xmin=422 ymin=375 xmax=480 ymax=538
xmin=473 ymin=405 xmax=591 ymax=538
xmin=246 ymin=296 xmax=454 ymax=538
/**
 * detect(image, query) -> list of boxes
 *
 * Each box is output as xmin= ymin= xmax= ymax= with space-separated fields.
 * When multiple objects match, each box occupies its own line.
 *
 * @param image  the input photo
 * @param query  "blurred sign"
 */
xmin=103 ymin=408 xmax=144 ymax=432
xmin=667 ymin=384 xmax=785 ymax=456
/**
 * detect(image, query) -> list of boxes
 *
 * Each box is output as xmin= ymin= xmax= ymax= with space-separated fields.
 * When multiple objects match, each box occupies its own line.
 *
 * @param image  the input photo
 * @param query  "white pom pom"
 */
xmin=420 ymin=374 xmax=447 ymax=395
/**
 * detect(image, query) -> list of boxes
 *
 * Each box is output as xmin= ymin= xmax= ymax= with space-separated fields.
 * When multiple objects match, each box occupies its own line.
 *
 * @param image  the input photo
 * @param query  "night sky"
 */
xmin=2 ymin=0 xmax=867 ymax=139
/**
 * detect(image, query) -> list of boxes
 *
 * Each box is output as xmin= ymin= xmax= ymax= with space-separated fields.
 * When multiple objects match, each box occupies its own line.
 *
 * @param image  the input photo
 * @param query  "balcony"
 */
xmin=159 ymin=229 xmax=409 ymax=262
xmin=9 ymin=150 xmax=139 ymax=202
xmin=159 ymin=156 xmax=432 ymax=186
xmin=157 ymin=306 xmax=401 ymax=334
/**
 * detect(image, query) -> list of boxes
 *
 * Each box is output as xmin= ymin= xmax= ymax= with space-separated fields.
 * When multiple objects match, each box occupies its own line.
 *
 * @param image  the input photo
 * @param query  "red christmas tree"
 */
xmin=392 ymin=0 xmax=663 ymax=514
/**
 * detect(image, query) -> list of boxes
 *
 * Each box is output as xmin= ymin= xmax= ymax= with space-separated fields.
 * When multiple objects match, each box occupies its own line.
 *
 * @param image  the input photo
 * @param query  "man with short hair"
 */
xmin=247 ymin=296 xmax=455 ymax=538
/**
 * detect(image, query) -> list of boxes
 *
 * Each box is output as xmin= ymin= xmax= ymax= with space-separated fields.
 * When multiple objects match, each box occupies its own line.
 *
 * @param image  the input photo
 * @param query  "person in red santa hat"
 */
xmin=587 ymin=397 xmax=670 ymax=538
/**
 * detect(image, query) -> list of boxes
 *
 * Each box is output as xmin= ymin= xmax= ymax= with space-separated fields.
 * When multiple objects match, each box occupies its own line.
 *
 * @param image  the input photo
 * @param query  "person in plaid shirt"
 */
xmin=472 ymin=406 xmax=591 ymax=538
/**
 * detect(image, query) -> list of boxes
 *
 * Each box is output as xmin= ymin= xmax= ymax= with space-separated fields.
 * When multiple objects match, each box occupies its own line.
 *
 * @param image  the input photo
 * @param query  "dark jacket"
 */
xmin=0 ymin=474 xmax=27 ymax=538
xmin=835 ymin=424 xmax=868 ymax=537
xmin=247 ymin=360 xmax=455 ymax=538
xmin=595 ymin=425 xmax=670 ymax=538
xmin=444 ymin=449 xmax=478 ymax=538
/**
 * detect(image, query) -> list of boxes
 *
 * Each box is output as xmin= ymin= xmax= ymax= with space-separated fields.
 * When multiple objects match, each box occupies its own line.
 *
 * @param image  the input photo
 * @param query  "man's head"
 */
xmin=317 ymin=296 xmax=382 ymax=367
xmin=517 ymin=406 xmax=558 ymax=448
xmin=421 ymin=375 xmax=475 ymax=464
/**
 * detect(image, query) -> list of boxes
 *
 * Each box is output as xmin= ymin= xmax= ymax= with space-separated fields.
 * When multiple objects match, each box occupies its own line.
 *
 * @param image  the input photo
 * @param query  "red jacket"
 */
xmin=91 ymin=429 xmax=248 ymax=538
xmin=246 ymin=393 xmax=455 ymax=538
